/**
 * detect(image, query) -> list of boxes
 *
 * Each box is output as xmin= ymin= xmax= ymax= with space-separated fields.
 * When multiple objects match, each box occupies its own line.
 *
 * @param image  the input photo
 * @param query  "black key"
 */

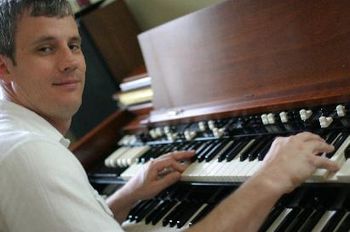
xmin=197 ymin=141 xmax=219 ymax=162
xmin=189 ymin=204 xmax=215 ymax=226
xmin=152 ymin=145 xmax=169 ymax=159
xmin=127 ymin=200 xmax=150 ymax=222
xmin=324 ymin=131 xmax=339 ymax=144
xmin=284 ymin=207 xmax=314 ymax=232
xmin=177 ymin=204 xmax=202 ymax=228
xmin=327 ymin=133 xmax=348 ymax=158
xmin=183 ymin=141 xmax=198 ymax=151
xmin=335 ymin=212 xmax=350 ymax=232
xmin=134 ymin=200 xmax=159 ymax=222
xmin=258 ymin=139 xmax=274 ymax=161
xmin=321 ymin=210 xmax=346 ymax=232
xmin=168 ymin=203 xmax=188 ymax=227
xmin=173 ymin=143 xmax=187 ymax=152
xmin=139 ymin=146 xmax=159 ymax=163
xmin=143 ymin=144 xmax=171 ymax=162
xmin=316 ymin=131 xmax=338 ymax=157
xmin=275 ymin=208 xmax=301 ymax=232
xmin=161 ymin=144 xmax=178 ymax=156
xmin=258 ymin=207 xmax=284 ymax=232
xmin=248 ymin=137 xmax=271 ymax=161
xmin=298 ymin=208 xmax=326 ymax=232
xmin=151 ymin=201 xmax=177 ymax=225
xmin=185 ymin=142 xmax=204 ymax=155
xmin=239 ymin=139 xmax=259 ymax=161
xmin=344 ymin=144 xmax=350 ymax=159
xmin=144 ymin=200 xmax=167 ymax=224
xmin=163 ymin=202 xmax=184 ymax=227
xmin=217 ymin=140 xmax=239 ymax=162
xmin=204 ymin=140 xmax=228 ymax=162
xmin=192 ymin=142 xmax=210 ymax=161
xmin=226 ymin=139 xmax=251 ymax=161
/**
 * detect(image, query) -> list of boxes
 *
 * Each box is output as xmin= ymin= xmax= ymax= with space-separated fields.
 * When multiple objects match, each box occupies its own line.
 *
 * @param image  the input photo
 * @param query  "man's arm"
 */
xmin=106 ymin=151 xmax=195 ymax=223
xmin=0 ymin=139 xmax=124 ymax=232
xmin=187 ymin=132 xmax=339 ymax=232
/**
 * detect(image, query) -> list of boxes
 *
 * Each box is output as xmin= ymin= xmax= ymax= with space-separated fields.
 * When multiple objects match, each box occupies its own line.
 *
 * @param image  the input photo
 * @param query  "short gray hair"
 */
xmin=0 ymin=0 xmax=73 ymax=64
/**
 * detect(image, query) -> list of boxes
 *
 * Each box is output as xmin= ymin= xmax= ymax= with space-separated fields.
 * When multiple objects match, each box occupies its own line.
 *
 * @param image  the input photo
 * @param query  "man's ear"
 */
xmin=0 ymin=55 xmax=11 ymax=82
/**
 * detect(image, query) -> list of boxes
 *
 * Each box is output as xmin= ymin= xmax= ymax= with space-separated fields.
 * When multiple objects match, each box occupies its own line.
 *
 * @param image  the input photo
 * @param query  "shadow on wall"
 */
xmin=70 ymin=23 xmax=118 ymax=141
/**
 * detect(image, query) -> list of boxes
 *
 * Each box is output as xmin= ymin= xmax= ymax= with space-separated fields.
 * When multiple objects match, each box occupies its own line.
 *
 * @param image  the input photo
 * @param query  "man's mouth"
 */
xmin=52 ymin=79 xmax=81 ymax=91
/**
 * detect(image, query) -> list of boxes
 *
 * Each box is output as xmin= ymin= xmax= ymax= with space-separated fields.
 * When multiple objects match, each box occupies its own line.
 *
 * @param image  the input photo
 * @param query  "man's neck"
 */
xmin=4 ymin=94 xmax=71 ymax=135
xmin=45 ymin=117 xmax=71 ymax=135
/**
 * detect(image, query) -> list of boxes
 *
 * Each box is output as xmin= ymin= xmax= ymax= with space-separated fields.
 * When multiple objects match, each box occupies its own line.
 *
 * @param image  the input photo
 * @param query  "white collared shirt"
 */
xmin=0 ymin=100 xmax=123 ymax=232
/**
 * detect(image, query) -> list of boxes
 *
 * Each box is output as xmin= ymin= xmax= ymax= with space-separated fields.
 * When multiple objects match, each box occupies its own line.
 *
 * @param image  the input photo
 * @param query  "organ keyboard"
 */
xmin=120 ymin=184 xmax=350 ymax=232
xmin=70 ymin=0 xmax=350 ymax=231
xmin=101 ymin=103 xmax=350 ymax=183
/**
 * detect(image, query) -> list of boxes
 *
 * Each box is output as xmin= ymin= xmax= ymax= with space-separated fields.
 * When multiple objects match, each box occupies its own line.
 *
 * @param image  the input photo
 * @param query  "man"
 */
xmin=0 ymin=1 xmax=339 ymax=231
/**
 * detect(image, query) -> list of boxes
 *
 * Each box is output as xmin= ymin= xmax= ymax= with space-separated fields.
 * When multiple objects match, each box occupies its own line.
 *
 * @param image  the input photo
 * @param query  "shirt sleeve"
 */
xmin=0 ymin=138 xmax=124 ymax=232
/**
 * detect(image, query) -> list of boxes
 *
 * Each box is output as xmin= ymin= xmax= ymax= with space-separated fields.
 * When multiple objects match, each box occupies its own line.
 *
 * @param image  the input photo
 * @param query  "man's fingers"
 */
xmin=295 ymin=132 xmax=324 ymax=142
xmin=156 ymin=171 xmax=181 ymax=189
xmin=312 ymin=156 xmax=340 ymax=172
xmin=310 ymin=141 xmax=335 ymax=154
xmin=162 ymin=150 xmax=195 ymax=161
xmin=150 ymin=156 xmax=190 ymax=178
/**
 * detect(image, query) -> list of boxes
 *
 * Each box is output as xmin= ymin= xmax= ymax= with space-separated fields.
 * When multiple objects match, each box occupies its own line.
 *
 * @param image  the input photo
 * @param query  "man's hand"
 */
xmin=121 ymin=150 xmax=195 ymax=201
xmin=188 ymin=132 xmax=338 ymax=232
xmin=257 ymin=132 xmax=339 ymax=194
xmin=108 ymin=150 xmax=194 ymax=222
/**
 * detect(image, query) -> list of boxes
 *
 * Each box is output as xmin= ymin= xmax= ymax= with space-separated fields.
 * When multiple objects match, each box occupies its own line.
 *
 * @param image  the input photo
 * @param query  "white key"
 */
xmin=104 ymin=147 xmax=129 ymax=167
xmin=116 ymin=146 xmax=149 ymax=167
xmin=212 ymin=160 xmax=229 ymax=182
xmin=116 ymin=148 xmax=132 ymax=167
xmin=245 ymin=159 xmax=261 ymax=179
xmin=336 ymin=159 xmax=350 ymax=182
xmin=185 ymin=162 xmax=201 ymax=182
xmin=121 ymin=163 xmax=143 ymax=180
xmin=181 ymin=162 xmax=197 ymax=181
xmin=125 ymin=146 xmax=150 ymax=166
xmin=311 ymin=135 xmax=350 ymax=181
xmin=235 ymin=160 xmax=251 ymax=182
xmin=228 ymin=157 xmax=243 ymax=182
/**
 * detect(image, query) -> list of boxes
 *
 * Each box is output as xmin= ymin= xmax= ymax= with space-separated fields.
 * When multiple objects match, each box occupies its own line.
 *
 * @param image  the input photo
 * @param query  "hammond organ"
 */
xmin=71 ymin=0 xmax=350 ymax=231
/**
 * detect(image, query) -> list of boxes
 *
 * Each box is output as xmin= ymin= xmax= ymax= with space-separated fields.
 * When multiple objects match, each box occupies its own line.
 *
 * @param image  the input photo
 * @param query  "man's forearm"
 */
xmin=187 ymin=172 xmax=284 ymax=232
xmin=106 ymin=185 xmax=138 ymax=223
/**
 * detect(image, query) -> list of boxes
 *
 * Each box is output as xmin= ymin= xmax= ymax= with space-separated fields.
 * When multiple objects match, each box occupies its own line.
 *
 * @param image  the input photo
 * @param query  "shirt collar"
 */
xmin=0 ymin=100 xmax=71 ymax=148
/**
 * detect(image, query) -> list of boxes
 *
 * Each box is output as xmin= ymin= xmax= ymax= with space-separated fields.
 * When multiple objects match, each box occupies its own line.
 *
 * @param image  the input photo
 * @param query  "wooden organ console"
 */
xmin=71 ymin=0 xmax=350 ymax=231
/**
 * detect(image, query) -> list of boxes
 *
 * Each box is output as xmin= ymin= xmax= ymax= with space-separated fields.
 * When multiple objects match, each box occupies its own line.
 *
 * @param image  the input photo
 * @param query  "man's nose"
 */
xmin=58 ymin=47 xmax=80 ymax=73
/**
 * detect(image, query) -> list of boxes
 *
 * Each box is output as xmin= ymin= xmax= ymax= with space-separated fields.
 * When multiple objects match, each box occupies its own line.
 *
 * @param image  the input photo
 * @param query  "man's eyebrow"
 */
xmin=31 ymin=36 xmax=56 ymax=46
xmin=31 ymin=35 xmax=82 ymax=46
xmin=70 ymin=36 xmax=82 ymax=43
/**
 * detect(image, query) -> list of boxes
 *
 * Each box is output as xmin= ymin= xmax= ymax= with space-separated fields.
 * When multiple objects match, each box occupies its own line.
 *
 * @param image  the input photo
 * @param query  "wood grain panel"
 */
xmin=82 ymin=0 xmax=144 ymax=83
xmin=139 ymin=0 xmax=350 ymax=121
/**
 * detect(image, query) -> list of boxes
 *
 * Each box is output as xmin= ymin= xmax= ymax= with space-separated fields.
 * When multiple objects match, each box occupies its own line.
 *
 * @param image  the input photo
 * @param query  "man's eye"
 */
xmin=38 ymin=47 xmax=53 ymax=54
xmin=69 ymin=44 xmax=81 ymax=52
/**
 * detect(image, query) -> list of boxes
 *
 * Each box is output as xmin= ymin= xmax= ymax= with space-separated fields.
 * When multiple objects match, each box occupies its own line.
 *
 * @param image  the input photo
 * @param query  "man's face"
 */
xmin=1 ymin=12 xmax=86 ymax=122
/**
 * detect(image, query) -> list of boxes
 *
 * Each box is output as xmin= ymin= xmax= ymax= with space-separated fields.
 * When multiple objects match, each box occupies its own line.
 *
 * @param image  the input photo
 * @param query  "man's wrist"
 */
xmin=250 ymin=168 xmax=291 ymax=198
xmin=116 ymin=183 xmax=140 ymax=205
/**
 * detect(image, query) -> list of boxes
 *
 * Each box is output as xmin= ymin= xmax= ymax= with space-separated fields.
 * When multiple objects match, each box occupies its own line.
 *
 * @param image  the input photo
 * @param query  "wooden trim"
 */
xmin=70 ymin=110 xmax=134 ymax=171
